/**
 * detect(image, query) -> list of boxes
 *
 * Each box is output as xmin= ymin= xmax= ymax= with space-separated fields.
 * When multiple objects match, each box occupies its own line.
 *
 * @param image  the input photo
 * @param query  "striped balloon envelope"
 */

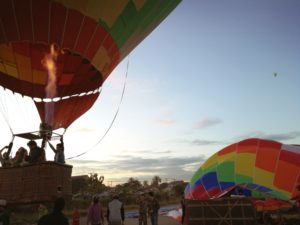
xmin=0 ymin=0 xmax=181 ymax=130
xmin=185 ymin=138 xmax=300 ymax=200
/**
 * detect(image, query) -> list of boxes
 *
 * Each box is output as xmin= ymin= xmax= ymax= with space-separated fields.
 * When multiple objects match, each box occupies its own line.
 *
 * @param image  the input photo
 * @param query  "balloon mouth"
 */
xmin=0 ymin=41 xmax=103 ymax=99
xmin=39 ymin=122 xmax=53 ymax=139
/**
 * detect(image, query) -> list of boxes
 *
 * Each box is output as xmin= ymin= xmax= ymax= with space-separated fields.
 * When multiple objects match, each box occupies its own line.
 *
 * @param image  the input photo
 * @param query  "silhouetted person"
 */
xmin=148 ymin=192 xmax=160 ymax=225
xmin=13 ymin=147 xmax=28 ymax=166
xmin=137 ymin=193 xmax=147 ymax=225
xmin=38 ymin=197 xmax=69 ymax=225
xmin=0 ymin=142 xmax=13 ymax=167
xmin=0 ymin=199 xmax=10 ymax=225
xmin=180 ymin=193 xmax=186 ymax=225
xmin=28 ymin=140 xmax=45 ymax=163
xmin=48 ymin=137 xmax=65 ymax=164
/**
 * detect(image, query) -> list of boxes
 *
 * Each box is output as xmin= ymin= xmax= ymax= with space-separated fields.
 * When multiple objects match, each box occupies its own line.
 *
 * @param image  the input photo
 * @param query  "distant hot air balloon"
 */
xmin=185 ymin=138 xmax=300 ymax=201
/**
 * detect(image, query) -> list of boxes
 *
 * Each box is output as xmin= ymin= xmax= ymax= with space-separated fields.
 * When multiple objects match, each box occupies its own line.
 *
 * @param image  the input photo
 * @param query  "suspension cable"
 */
xmin=0 ymin=87 xmax=14 ymax=135
xmin=66 ymin=57 xmax=130 ymax=160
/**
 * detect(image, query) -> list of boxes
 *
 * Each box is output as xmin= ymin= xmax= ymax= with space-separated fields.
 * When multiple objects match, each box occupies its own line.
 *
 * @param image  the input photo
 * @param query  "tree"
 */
xmin=86 ymin=173 xmax=106 ymax=193
xmin=151 ymin=176 xmax=162 ymax=187
xmin=159 ymin=182 xmax=168 ymax=190
xmin=71 ymin=175 xmax=88 ymax=194
xmin=172 ymin=182 xmax=186 ymax=196
xmin=123 ymin=177 xmax=142 ymax=191
xmin=143 ymin=180 xmax=149 ymax=187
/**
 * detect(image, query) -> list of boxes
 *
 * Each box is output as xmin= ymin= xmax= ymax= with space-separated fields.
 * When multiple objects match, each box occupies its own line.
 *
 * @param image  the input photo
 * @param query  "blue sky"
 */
xmin=0 ymin=0 xmax=299 ymax=184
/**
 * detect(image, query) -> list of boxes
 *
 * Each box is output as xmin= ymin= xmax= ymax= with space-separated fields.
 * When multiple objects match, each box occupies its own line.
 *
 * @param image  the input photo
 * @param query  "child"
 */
xmin=72 ymin=208 xmax=80 ymax=225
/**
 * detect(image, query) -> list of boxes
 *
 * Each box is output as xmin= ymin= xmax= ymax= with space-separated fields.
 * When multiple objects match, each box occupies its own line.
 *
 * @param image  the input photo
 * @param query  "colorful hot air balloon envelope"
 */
xmin=0 ymin=0 xmax=181 ymax=129
xmin=185 ymin=138 xmax=300 ymax=201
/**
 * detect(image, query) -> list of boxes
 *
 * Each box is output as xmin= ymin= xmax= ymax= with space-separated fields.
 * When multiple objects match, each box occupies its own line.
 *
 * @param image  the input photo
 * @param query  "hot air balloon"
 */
xmin=185 ymin=138 xmax=300 ymax=201
xmin=0 ymin=0 xmax=181 ymax=130
xmin=0 ymin=0 xmax=181 ymax=204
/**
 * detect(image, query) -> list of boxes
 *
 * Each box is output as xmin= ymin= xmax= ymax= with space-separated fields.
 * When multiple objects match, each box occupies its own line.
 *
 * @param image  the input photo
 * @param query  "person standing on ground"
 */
xmin=37 ymin=204 xmax=48 ymax=220
xmin=0 ymin=199 xmax=10 ymax=225
xmin=38 ymin=197 xmax=69 ymax=225
xmin=180 ymin=193 xmax=185 ymax=225
xmin=137 ymin=193 xmax=147 ymax=225
xmin=107 ymin=194 xmax=125 ymax=225
xmin=72 ymin=208 xmax=80 ymax=225
xmin=148 ymin=192 xmax=160 ymax=225
xmin=87 ymin=196 xmax=104 ymax=225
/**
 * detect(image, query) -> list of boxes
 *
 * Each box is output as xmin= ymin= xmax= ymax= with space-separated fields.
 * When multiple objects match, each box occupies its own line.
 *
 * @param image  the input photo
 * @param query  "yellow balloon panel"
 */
xmin=254 ymin=167 xmax=274 ymax=189
xmin=236 ymin=153 xmax=256 ymax=178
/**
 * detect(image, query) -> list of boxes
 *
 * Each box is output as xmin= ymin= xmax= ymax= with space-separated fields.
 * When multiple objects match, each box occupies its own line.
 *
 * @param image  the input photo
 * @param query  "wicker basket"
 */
xmin=0 ymin=162 xmax=72 ymax=204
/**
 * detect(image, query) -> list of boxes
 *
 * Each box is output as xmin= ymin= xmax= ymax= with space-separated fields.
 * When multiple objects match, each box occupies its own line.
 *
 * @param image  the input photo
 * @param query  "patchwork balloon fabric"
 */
xmin=0 ymin=0 xmax=181 ymax=129
xmin=185 ymin=138 xmax=300 ymax=200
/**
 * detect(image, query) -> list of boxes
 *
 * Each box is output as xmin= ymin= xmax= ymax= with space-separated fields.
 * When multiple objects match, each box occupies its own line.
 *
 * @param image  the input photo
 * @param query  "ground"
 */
xmin=72 ymin=215 xmax=181 ymax=225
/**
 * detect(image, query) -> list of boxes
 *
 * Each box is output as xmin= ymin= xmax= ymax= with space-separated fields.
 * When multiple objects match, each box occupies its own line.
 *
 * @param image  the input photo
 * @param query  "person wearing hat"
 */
xmin=0 ymin=199 xmax=10 ymax=225
xmin=107 ymin=194 xmax=124 ymax=225
xmin=27 ymin=140 xmax=46 ymax=163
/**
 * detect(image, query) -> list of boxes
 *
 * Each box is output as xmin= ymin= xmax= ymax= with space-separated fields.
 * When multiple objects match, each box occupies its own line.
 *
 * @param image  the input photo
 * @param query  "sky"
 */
xmin=0 ymin=0 xmax=300 ymax=185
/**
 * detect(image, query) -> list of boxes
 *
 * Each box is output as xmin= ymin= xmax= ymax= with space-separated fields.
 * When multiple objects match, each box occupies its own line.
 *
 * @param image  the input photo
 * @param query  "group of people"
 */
xmin=36 ymin=194 xmax=126 ymax=225
xmin=0 ymin=142 xmax=31 ymax=167
xmin=137 ymin=192 xmax=160 ymax=225
xmin=0 ymin=137 xmax=65 ymax=168
xmin=85 ymin=191 xmax=160 ymax=225
xmin=87 ymin=194 xmax=125 ymax=225
xmin=2 ymin=189 xmax=159 ymax=225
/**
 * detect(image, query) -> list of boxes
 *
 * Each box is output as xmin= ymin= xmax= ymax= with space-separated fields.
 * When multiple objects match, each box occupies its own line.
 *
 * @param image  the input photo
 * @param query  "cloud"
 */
xmin=236 ymin=131 xmax=300 ymax=142
xmin=156 ymin=104 xmax=176 ymax=125
xmin=262 ymin=132 xmax=300 ymax=141
xmin=156 ymin=119 xmax=176 ymax=125
xmin=190 ymin=139 xmax=221 ymax=146
xmin=120 ymin=149 xmax=172 ymax=155
xmin=194 ymin=118 xmax=222 ymax=129
xmin=69 ymin=155 xmax=207 ymax=183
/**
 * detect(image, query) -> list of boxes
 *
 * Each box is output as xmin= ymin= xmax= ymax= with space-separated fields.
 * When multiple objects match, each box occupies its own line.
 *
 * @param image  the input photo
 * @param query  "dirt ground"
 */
xmin=74 ymin=215 xmax=181 ymax=225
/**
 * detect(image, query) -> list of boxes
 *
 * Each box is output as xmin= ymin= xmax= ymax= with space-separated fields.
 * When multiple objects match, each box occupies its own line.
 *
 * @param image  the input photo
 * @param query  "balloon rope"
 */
xmin=66 ymin=56 xmax=130 ymax=160
xmin=0 ymin=87 xmax=13 ymax=134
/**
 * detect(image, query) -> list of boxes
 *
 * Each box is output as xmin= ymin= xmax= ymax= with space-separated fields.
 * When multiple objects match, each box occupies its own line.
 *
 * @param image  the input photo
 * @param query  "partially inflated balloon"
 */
xmin=185 ymin=138 xmax=300 ymax=200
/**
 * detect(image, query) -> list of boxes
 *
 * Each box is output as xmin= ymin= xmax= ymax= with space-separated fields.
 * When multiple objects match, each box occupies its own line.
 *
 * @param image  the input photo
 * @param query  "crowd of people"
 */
xmin=135 ymin=191 xmax=160 ymax=225
xmin=37 ymin=191 xmax=161 ymax=225
xmin=84 ymin=191 xmax=160 ymax=225
xmin=0 ymin=191 xmax=163 ymax=225
xmin=33 ymin=192 xmax=152 ymax=225
xmin=0 ymin=137 xmax=65 ymax=168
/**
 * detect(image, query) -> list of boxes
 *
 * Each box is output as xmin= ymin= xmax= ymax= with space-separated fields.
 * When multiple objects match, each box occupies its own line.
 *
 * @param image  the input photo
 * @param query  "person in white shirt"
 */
xmin=107 ymin=195 xmax=125 ymax=225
